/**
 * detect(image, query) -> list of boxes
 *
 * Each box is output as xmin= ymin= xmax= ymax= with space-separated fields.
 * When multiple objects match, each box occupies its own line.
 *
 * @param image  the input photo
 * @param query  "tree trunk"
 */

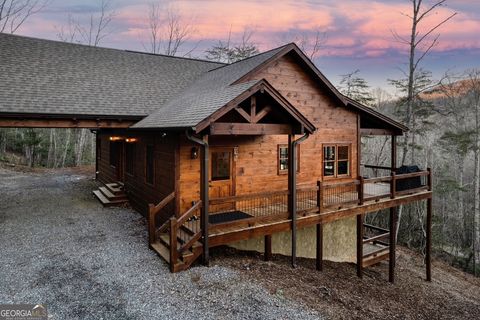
xmin=61 ymin=129 xmax=71 ymax=167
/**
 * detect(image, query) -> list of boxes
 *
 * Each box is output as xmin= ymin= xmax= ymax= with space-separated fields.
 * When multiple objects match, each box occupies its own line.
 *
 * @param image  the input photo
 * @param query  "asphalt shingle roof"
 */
xmin=132 ymin=45 xmax=288 ymax=128
xmin=0 ymin=33 xmax=223 ymax=117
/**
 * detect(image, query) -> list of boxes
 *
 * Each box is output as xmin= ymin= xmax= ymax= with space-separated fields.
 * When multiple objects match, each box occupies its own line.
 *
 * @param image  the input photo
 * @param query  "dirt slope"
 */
xmin=213 ymin=246 xmax=480 ymax=320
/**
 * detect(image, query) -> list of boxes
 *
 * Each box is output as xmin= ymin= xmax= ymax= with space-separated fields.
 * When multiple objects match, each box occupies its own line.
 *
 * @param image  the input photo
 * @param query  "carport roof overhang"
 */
xmin=0 ymin=112 xmax=143 ymax=128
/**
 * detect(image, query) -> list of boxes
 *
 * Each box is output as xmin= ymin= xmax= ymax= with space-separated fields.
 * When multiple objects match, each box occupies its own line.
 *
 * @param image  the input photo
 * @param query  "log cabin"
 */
xmin=0 ymin=33 xmax=433 ymax=282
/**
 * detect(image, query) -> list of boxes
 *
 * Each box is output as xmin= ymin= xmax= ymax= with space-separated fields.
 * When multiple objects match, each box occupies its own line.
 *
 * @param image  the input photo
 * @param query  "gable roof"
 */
xmin=132 ymin=45 xmax=290 ymax=129
xmin=0 ymin=33 xmax=223 ymax=118
xmin=0 ymin=33 xmax=407 ymax=134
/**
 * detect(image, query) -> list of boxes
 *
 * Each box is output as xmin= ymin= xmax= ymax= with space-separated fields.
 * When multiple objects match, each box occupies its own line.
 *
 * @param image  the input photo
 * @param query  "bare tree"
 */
xmin=392 ymin=0 xmax=456 ymax=165
xmin=205 ymin=28 xmax=259 ymax=63
xmin=57 ymin=0 xmax=115 ymax=46
xmin=0 ymin=0 xmax=49 ymax=33
xmin=145 ymin=3 xmax=195 ymax=56
xmin=280 ymin=28 xmax=327 ymax=61
xmin=466 ymin=69 xmax=480 ymax=276
xmin=57 ymin=0 xmax=115 ymax=166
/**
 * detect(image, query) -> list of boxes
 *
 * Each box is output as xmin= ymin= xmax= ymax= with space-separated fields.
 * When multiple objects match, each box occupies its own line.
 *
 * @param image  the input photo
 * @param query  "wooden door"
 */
xmin=209 ymin=147 xmax=235 ymax=212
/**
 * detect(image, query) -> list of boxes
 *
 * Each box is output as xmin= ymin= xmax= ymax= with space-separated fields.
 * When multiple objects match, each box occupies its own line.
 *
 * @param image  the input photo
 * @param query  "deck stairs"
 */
xmin=150 ymin=224 xmax=203 ymax=272
xmin=93 ymin=182 xmax=129 ymax=207
xmin=362 ymin=224 xmax=391 ymax=268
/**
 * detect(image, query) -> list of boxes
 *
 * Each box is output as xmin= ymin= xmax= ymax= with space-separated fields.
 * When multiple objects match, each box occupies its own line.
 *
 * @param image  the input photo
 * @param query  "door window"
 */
xmin=211 ymin=151 xmax=231 ymax=181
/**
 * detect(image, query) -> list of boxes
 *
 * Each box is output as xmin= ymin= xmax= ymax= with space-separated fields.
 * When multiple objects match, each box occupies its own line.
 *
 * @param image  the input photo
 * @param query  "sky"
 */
xmin=11 ymin=0 xmax=480 ymax=96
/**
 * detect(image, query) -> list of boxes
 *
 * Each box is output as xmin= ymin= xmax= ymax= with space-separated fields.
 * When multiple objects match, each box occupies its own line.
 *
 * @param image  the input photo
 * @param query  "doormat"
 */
xmin=209 ymin=211 xmax=252 ymax=224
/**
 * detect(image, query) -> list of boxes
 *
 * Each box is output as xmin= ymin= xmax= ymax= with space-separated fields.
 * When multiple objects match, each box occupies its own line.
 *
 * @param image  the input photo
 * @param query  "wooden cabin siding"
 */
xmin=97 ymin=130 xmax=178 ymax=222
xmin=178 ymin=53 xmax=359 ymax=213
xmin=242 ymin=53 xmax=359 ymax=184
xmin=97 ymin=130 xmax=120 ymax=185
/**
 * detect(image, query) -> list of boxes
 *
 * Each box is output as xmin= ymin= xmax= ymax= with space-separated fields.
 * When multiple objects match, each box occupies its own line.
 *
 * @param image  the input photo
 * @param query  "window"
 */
xmin=211 ymin=151 xmax=231 ymax=181
xmin=323 ymin=144 xmax=350 ymax=178
xmin=145 ymin=145 xmax=154 ymax=185
xmin=109 ymin=141 xmax=119 ymax=167
xmin=125 ymin=143 xmax=135 ymax=176
xmin=277 ymin=144 xmax=300 ymax=175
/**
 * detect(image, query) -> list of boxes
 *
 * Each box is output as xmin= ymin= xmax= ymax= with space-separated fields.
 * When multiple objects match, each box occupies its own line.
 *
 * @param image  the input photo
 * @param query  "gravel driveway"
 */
xmin=0 ymin=167 xmax=322 ymax=320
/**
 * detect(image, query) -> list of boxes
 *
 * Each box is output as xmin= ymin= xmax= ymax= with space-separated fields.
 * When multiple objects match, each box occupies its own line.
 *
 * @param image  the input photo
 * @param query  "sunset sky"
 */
xmin=13 ymin=0 xmax=480 ymax=95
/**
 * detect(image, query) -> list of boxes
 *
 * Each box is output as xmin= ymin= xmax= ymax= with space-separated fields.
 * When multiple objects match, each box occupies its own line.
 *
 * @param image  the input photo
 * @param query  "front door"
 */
xmin=209 ymin=147 xmax=235 ymax=212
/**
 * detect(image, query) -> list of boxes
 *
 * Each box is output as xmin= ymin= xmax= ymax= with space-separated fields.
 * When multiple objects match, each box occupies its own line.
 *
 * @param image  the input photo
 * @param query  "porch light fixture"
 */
xmin=191 ymin=147 xmax=198 ymax=159
xmin=125 ymin=138 xmax=138 ymax=143
xmin=109 ymin=136 xmax=123 ymax=141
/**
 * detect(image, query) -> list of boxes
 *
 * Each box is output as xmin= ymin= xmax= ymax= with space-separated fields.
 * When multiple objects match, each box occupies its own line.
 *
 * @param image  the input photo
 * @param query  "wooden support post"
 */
xmin=288 ymin=134 xmax=297 ymax=268
xmin=391 ymin=135 xmax=397 ymax=171
xmin=317 ymin=181 xmax=321 ymax=212
xmin=390 ymin=172 xmax=396 ymax=199
xmin=357 ymin=214 xmax=364 ymax=278
xmin=426 ymin=197 xmax=432 ymax=281
xmin=391 ymin=135 xmax=397 ymax=199
xmin=148 ymin=204 xmax=155 ymax=245
xmin=200 ymin=136 xmax=209 ymax=266
xmin=389 ymin=207 xmax=397 ymax=283
xmin=169 ymin=217 xmax=177 ymax=273
xmin=358 ymin=176 xmax=364 ymax=205
xmin=316 ymin=223 xmax=323 ymax=271
xmin=264 ymin=235 xmax=272 ymax=261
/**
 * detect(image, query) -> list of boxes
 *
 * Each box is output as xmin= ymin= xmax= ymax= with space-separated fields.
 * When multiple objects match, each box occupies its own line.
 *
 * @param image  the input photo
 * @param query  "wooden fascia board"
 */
xmin=194 ymin=80 xmax=316 ymax=135
xmin=0 ymin=113 xmax=141 ymax=128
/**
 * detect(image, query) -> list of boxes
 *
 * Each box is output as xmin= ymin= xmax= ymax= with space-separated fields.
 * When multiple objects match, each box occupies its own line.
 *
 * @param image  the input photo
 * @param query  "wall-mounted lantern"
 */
xmin=125 ymin=138 xmax=138 ymax=143
xmin=191 ymin=147 xmax=199 ymax=159
xmin=109 ymin=136 xmax=123 ymax=141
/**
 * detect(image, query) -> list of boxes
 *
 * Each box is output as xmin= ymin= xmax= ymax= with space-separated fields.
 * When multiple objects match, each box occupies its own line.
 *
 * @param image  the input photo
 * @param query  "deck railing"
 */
xmin=207 ymin=168 xmax=432 ymax=225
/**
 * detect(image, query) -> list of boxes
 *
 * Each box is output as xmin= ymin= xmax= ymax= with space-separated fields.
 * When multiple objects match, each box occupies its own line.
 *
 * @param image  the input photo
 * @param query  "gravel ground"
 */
xmin=0 ymin=167 xmax=322 ymax=320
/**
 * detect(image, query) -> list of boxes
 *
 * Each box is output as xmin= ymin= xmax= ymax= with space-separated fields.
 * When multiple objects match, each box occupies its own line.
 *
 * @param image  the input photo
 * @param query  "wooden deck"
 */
xmin=147 ymin=169 xmax=432 ymax=275
xmin=206 ymin=189 xmax=431 ymax=247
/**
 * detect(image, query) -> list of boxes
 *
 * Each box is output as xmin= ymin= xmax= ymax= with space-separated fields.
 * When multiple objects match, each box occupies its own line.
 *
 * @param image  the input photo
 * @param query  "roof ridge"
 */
xmin=206 ymin=42 xmax=295 ymax=73
xmin=124 ymin=50 xmax=226 ymax=65
xmin=1 ymin=33 xmax=224 ymax=65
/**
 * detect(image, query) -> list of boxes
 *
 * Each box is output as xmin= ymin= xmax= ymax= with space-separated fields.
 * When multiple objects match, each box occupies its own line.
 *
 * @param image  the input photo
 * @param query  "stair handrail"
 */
xmin=148 ymin=191 xmax=175 ymax=244
xmin=170 ymin=200 xmax=203 ymax=270
xmin=177 ymin=200 xmax=202 ymax=226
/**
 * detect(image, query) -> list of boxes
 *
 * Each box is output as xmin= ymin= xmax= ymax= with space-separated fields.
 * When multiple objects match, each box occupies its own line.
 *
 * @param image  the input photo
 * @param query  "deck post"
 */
xmin=357 ymin=214 xmax=364 ymax=278
xmin=358 ymin=176 xmax=364 ymax=205
xmin=391 ymin=135 xmax=397 ymax=171
xmin=316 ymin=223 xmax=323 ymax=271
xmin=317 ymin=181 xmax=323 ymax=213
xmin=426 ymin=197 xmax=432 ymax=281
xmin=426 ymin=167 xmax=432 ymax=281
xmin=264 ymin=235 xmax=272 ymax=261
xmin=200 ymin=135 xmax=209 ymax=266
xmin=288 ymin=134 xmax=297 ymax=268
xmin=389 ymin=206 xmax=397 ymax=282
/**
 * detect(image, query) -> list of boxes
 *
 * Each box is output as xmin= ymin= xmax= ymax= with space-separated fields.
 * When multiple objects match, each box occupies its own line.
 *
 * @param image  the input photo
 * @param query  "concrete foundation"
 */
xmin=229 ymin=216 xmax=356 ymax=263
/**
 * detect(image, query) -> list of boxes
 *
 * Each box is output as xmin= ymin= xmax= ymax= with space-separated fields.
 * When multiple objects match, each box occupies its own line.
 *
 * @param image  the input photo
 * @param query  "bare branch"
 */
xmin=0 ymin=0 xmax=49 ymax=34
xmin=414 ymin=12 xmax=457 ymax=47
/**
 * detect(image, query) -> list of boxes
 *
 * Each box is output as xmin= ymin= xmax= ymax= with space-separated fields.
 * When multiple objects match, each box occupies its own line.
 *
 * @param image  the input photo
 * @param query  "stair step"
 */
xmin=99 ymin=186 xmax=127 ymax=201
xmin=105 ymin=183 xmax=124 ymax=195
xmin=93 ymin=190 xmax=127 ymax=207
xmin=151 ymin=241 xmax=170 ymax=263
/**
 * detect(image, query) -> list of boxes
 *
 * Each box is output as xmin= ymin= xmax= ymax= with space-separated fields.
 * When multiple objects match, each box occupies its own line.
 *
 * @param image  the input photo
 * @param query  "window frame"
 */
xmin=322 ymin=144 xmax=351 ymax=179
xmin=145 ymin=144 xmax=155 ymax=186
xmin=277 ymin=144 xmax=300 ymax=175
